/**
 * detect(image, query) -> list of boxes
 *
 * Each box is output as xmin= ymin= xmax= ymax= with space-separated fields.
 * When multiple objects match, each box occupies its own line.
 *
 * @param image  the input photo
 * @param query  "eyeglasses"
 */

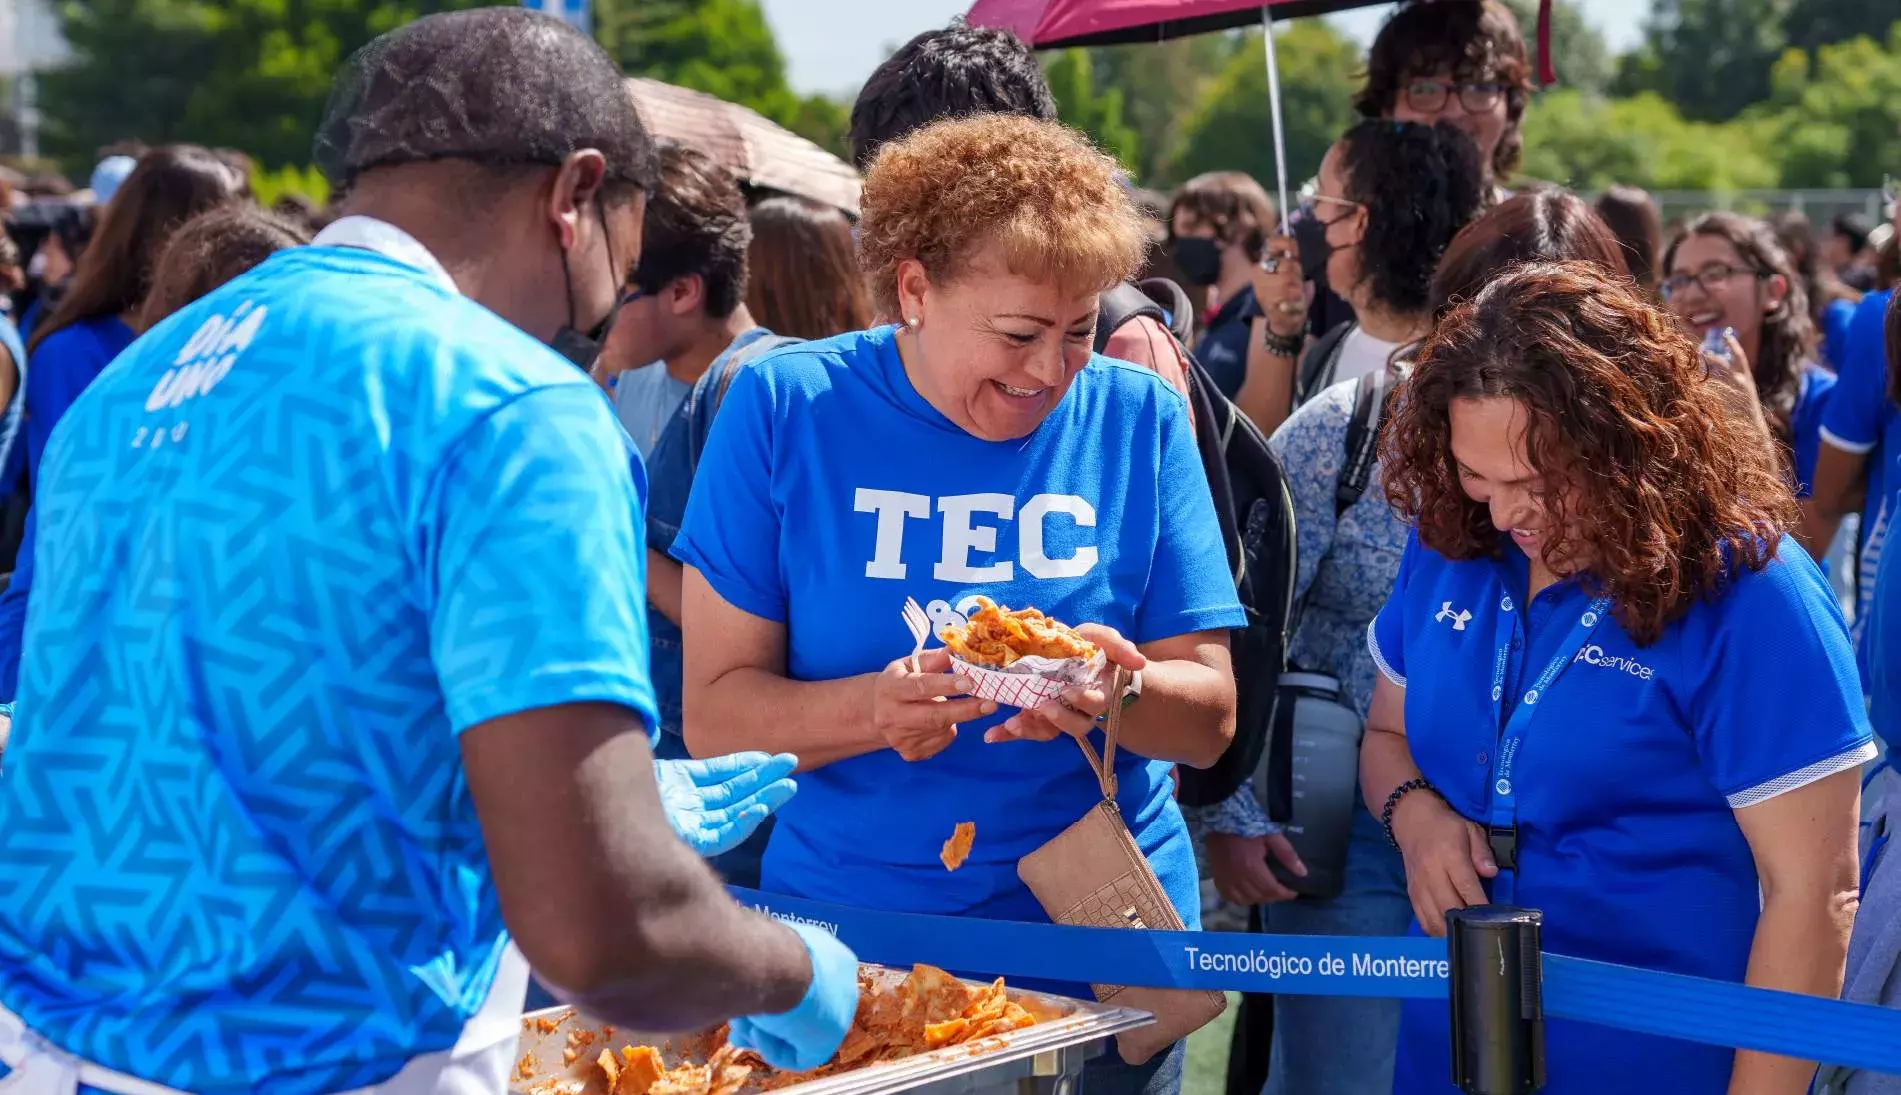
xmin=1299 ymin=192 xmax=1362 ymax=231
xmin=1402 ymin=78 xmax=1506 ymax=114
xmin=1659 ymin=263 xmax=1764 ymax=301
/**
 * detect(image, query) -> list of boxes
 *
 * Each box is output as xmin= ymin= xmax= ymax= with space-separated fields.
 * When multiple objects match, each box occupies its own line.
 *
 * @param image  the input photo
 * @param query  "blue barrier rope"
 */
xmin=729 ymin=887 xmax=1901 ymax=1077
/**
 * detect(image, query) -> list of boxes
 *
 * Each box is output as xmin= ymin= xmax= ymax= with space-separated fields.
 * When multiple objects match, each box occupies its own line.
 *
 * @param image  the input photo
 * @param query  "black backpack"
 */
xmin=1096 ymin=281 xmax=1300 ymax=809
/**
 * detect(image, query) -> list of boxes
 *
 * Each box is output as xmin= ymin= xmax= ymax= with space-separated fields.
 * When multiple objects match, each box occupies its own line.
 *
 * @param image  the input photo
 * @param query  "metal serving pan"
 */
xmin=509 ymin=965 xmax=1154 ymax=1095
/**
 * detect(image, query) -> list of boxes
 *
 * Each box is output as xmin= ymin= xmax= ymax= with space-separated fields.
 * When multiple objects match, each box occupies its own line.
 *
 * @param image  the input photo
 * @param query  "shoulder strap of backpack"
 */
xmin=1134 ymin=277 xmax=1197 ymax=347
xmin=1335 ymin=365 xmax=1393 ymax=517
xmin=1094 ymin=282 xmax=1169 ymax=357
xmin=1296 ymin=320 xmax=1355 ymax=408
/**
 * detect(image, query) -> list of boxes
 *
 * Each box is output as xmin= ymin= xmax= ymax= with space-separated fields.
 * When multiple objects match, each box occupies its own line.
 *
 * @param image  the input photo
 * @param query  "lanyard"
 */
xmin=1483 ymin=589 xmax=1611 ymax=901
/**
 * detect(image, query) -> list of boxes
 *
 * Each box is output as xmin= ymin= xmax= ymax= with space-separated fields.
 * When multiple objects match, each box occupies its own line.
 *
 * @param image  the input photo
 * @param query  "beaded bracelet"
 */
xmin=1260 ymin=323 xmax=1306 ymax=358
xmin=1380 ymin=777 xmax=1443 ymax=850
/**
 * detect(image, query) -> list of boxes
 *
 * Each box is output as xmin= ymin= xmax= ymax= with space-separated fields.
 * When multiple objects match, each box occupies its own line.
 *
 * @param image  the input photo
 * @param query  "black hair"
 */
xmin=1355 ymin=0 xmax=1531 ymax=180
xmin=1832 ymin=212 xmax=1873 ymax=255
xmin=632 ymin=143 xmax=752 ymax=319
xmin=848 ymin=19 xmax=1056 ymax=172
xmin=1337 ymin=119 xmax=1488 ymax=315
xmin=313 ymin=7 xmax=657 ymax=194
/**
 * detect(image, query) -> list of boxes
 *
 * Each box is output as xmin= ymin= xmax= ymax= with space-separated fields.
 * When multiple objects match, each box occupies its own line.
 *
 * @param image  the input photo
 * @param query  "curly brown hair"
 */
xmin=856 ymin=114 xmax=1146 ymax=320
xmin=1384 ymin=261 xmax=1797 ymax=645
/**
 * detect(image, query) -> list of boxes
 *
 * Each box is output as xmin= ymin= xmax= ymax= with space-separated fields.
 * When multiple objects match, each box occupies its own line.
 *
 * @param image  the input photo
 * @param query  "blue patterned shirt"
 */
xmin=0 ymin=235 xmax=656 ymax=1093
xmin=1195 ymin=374 xmax=1409 ymax=837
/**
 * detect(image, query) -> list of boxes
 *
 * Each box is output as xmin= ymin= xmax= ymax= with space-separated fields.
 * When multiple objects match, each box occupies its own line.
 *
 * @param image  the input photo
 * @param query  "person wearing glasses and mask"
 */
xmin=0 ymin=12 xmax=859 ymax=1093
xmin=1164 ymin=172 xmax=1276 ymax=402
xmin=1273 ymin=0 xmax=1529 ymax=423
xmin=1237 ymin=120 xmax=1486 ymax=435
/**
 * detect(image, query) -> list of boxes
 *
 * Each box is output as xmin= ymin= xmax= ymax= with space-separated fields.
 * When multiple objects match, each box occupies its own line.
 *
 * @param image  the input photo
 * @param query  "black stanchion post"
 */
xmin=1447 ymin=905 xmax=1545 ymax=1095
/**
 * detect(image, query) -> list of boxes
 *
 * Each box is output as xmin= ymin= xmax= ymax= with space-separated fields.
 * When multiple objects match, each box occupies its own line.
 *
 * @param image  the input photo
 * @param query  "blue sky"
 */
xmin=760 ymin=0 xmax=1651 ymax=97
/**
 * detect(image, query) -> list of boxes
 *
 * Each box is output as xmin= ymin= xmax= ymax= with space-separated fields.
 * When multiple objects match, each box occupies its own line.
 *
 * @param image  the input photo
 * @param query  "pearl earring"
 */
xmin=905 ymin=315 xmax=919 ymax=329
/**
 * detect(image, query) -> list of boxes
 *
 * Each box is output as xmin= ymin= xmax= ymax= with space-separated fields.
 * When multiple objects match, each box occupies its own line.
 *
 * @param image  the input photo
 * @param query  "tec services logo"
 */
xmin=1574 ymin=644 xmax=1654 ymax=680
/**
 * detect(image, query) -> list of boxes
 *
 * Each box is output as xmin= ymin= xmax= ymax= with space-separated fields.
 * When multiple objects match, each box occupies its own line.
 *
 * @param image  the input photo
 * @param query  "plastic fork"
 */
xmin=901 ymin=597 xmax=931 ymax=672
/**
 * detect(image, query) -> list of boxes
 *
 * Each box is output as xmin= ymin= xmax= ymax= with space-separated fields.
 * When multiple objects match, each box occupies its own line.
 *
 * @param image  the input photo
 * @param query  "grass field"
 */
xmin=1183 ymin=995 xmax=1240 ymax=1095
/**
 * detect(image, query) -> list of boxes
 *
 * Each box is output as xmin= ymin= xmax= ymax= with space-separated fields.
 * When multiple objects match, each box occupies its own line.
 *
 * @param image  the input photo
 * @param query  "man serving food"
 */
xmin=0 ymin=12 xmax=855 ymax=1094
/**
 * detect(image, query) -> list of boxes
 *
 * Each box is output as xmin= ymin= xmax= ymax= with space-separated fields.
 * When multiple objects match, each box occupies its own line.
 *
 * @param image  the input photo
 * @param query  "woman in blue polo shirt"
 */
xmin=674 ymin=114 xmax=1245 ymax=1095
xmin=1366 ymin=260 xmax=1872 ymax=1094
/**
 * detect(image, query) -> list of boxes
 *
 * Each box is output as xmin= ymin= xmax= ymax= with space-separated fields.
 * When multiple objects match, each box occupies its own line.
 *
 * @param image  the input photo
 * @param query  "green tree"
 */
xmin=1083 ymin=34 xmax=1246 ymax=186
xmin=1519 ymin=88 xmax=1779 ymax=191
xmin=1044 ymin=49 xmax=1140 ymax=171
xmin=38 ymin=0 xmax=489 ymax=172
xmin=1501 ymin=0 xmax=1613 ymax=97
xmin=1170 ymin=21 xmax=1362 ymax=201
xmin=1783 ymin=0 xmax=1901 ymax=55
xmin=594 ymin=0 xmax=848 ymax=158
xmin=1613 ymin=0 xmax=1793 ymax=122
xmin=1742 ymin=29 xmax=1901 ymax=188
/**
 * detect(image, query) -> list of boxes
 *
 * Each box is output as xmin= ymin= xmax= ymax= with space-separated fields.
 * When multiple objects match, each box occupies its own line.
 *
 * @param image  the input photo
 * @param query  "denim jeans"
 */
xmin=1080 ymin=1038 xmax=1184 ymax=1095
xmin=1260 ymin=803 xmax=1411 ymax=1095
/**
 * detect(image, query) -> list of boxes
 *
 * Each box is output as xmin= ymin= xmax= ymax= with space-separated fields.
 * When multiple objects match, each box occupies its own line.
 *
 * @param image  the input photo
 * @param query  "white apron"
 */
xmin=0 ymin=948 xmax=530 ymax=1095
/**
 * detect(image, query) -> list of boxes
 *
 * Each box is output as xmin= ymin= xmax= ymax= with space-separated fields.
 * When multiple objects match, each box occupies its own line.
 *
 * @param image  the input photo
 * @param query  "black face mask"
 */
xmin=549 ymin=200 xmax=627 ymax=371
xmin=1169 ymin=236 xmax=1224 ymax=287
xmin=1293 ymin=212 xmax=1340 ymax=285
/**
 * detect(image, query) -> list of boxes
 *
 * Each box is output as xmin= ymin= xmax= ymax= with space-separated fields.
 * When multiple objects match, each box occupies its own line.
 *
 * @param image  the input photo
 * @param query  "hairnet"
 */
xmin=313 ymin=8 xmax=656 ymax=192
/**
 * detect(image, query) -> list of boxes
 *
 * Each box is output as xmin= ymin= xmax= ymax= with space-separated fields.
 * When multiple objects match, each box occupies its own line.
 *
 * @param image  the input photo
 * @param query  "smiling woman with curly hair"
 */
xmin=1362 ymin=261 xmax=1873 ymax=1095
xmin=675 ymin=113 xmax=1244 ymax=1095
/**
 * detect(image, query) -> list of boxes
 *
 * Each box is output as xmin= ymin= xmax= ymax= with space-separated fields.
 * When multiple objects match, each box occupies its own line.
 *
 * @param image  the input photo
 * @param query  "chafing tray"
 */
xmin=509 ymin=965 xmax=1154 ymax=1095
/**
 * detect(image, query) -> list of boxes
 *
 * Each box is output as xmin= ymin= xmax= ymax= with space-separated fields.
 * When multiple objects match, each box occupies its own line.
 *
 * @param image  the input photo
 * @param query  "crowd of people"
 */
xmin=0 ymin=2 xmax=1895 ymax=1095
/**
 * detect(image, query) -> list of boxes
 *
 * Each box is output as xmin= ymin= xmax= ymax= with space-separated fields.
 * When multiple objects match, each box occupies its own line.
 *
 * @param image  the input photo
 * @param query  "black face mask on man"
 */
xmin=1168 ymin=236 xmax=1225 ymax=287
xmin=549 ymin=200 xmax=629 ymax=371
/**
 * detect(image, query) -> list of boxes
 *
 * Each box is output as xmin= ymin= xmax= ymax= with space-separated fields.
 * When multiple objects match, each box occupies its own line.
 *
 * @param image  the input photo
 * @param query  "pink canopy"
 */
xmin=965 ymin=0 xmax=1555 ymax=82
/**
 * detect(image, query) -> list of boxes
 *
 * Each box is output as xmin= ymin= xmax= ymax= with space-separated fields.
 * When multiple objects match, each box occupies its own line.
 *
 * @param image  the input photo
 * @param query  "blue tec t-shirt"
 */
xmin=1791 ymin=361 xmax=1836 ymax=500
xmin=1819 ymin=290 xmax=1897 ymax=648
xmin=0 ymin=246 xmax=657 ymax=1095
xmin=1822 ymin=295 xmax=1860 ymax=371
xmin=1871 ymin=452 xmax=1901 ymax=751
xmin=23 ymin=313 xmax=135 ymax=487
xmin=671 ymin=325 xmax=1244 ymax=937
xmin=1370 ymin=532 xmax=1873 ymax=1094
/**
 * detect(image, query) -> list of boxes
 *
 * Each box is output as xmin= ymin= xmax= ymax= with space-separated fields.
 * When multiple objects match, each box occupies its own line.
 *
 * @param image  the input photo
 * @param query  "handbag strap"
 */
xmin=1072 ymin=666 xmax=1130 ymax=802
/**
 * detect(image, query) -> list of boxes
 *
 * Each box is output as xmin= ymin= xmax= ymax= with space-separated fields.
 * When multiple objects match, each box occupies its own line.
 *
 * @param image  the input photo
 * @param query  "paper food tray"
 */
xmin=509 ymin=964 xmax=1153 ymax=1095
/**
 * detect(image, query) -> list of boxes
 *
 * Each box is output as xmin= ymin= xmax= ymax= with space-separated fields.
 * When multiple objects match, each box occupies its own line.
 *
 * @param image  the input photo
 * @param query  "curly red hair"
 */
xmin=1383 ymin=261 xmax=1797 ymax=645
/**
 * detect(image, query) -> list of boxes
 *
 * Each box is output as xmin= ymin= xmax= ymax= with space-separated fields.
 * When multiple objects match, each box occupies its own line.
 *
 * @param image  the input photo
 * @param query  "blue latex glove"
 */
xmin=656 ymin=752 xmax=799 ymax=857
xmin=727 ymin=922 xmax=859 ymax=1071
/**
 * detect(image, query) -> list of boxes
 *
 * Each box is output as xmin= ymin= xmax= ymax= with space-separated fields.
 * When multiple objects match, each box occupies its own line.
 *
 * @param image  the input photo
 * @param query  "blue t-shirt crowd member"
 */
xmin=19 ymin=146 xmax=247 ymax=488
xmin=1815 ymin=287 xmax=1899 ymax=660
xmin=23 ymin=314 xmax=134 ymax=484
xmin=1369 ymin=262 xmax=1871 ymax=1095
xmin=0 ymin=11 xmax=855 ymax=1093
xmin=675 ymin=115 xmax=1244 ymax=1095
xmin=676 ymin=325 xmax=1240 ymax=924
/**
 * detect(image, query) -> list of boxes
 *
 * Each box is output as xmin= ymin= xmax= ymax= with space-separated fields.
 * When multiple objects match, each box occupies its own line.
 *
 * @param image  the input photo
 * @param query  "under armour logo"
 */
xmin=1435 ymin=602 xmax=1472 ymax=631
